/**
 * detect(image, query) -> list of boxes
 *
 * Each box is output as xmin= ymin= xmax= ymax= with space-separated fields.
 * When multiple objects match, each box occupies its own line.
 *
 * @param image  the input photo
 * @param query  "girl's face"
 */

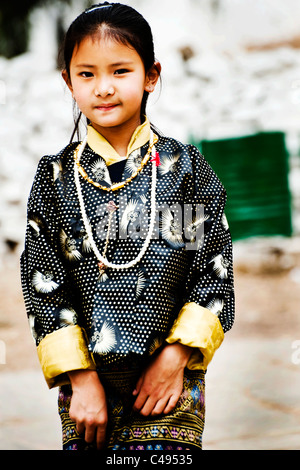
xmin=64 ymin=35 xmax=160 ymax=140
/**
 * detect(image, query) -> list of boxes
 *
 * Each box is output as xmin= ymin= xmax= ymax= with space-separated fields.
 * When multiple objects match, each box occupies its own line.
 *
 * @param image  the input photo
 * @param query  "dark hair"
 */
xmin=60 ymin=2 xmax=160 ymax=141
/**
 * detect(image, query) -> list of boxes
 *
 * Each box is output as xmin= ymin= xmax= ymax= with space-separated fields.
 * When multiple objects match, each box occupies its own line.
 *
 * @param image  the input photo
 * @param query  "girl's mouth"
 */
xmin=95 ymin=104 xmax=118 ymax=111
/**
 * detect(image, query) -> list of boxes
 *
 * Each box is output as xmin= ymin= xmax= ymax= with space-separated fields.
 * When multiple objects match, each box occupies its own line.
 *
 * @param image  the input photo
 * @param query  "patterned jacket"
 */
xmin=20 ymin=119 xmax=234 ymax=388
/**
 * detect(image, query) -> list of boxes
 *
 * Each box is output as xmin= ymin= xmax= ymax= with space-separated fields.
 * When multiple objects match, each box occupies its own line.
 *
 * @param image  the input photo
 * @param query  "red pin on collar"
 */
xmin=151 ymin=151 xmax=160 ymax=166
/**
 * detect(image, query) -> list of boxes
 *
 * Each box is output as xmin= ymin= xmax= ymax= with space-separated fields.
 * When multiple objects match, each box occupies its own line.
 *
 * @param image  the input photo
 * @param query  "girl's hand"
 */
xmin=132 ymin=342 xmax=192 ymax=416
xmin=68 ymin=369 xmax=108 ymax=450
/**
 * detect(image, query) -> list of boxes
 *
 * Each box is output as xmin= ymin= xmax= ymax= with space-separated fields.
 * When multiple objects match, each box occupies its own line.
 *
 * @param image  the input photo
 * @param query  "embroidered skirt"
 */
xmin=58 ymin=367 xmax=205 ymax=451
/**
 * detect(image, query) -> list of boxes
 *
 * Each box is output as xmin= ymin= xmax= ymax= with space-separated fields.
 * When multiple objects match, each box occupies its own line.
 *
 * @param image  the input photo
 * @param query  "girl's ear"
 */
xmin=145 ymin=61 xmax=161 ymax=93
xmin=62 ymin=69 xmax=73 ymax=94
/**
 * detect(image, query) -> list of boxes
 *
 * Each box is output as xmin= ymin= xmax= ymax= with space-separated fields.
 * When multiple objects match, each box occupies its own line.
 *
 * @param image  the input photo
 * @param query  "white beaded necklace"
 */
xmin=74 ymin=131 xmax=158 ymax=273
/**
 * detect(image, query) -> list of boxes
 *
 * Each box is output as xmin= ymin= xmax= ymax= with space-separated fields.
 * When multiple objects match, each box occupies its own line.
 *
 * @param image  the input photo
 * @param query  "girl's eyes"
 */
xmin=78 ymin=69 xmax=129 ymax=77
xmin=79 ymin=71 xmax=94 ymax=78
xmin=114 ymin=68 xmax=129 ymax=75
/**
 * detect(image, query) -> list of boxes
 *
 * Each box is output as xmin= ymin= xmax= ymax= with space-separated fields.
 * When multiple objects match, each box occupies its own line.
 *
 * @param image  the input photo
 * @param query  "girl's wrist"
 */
xmin=164 ymin=342 xmax=193 ymax=368
xmin=68 ymin=369 xmax=99 ymax=389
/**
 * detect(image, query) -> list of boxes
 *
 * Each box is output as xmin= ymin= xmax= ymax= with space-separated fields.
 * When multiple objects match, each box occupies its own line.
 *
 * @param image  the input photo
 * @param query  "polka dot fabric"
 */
xmin=20 ymin=133 xmax=234 ymax=368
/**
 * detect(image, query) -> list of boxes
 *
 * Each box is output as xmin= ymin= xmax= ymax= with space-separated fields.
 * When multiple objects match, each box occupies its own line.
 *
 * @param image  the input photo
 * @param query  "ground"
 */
xmin=1 ymin=240 xmax=300 ymax=450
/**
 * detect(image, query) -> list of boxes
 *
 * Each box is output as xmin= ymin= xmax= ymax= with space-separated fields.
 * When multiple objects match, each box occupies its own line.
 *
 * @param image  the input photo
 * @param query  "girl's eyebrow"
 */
xmin=75 ymin=64 xmax=95 ymax=68
xmin=74 ymin=61 xmax=134 ymax=69
xmin=110 ymin=61 xmax=134 ymax=67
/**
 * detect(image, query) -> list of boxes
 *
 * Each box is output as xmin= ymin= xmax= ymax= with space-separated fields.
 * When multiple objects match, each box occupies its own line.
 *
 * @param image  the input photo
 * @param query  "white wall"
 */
xmin=1 ymin=0 xmax=300 ymax=256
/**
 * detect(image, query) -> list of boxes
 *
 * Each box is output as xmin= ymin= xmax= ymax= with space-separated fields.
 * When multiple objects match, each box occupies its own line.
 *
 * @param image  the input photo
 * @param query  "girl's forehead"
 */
xmin=71 ymin=35 xmax=140 ymax=64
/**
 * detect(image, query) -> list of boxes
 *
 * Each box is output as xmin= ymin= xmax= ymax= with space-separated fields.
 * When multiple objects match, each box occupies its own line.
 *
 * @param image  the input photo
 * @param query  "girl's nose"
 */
xmin=94 ymin=78 xmax=114 ymax=97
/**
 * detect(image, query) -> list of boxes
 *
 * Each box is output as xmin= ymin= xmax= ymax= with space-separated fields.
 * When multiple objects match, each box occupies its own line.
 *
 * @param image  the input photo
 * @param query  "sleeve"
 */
xmin=166 ymin=145 xmax=235 ymax=370
xmin=20 ymin=155 xmax=95 ymax=388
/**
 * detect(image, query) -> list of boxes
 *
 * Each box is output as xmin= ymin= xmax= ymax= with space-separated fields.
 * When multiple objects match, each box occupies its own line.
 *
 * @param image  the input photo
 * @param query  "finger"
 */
xmin=96 ymin=425 xmax=107 ymax=450
xmin=163 ymin=394 xmax=179 ymax=415
xmin=133 ymin=392 xmax=148 ymax=412
xmin=84 ymin=421 xmax=96 ymax=444
xmin=132 ymin=382 xmax=150 ymax=411
xmin=132 ymin=374 xmax=144 ymax=396
xmin=150 ymin=397 xmax=169 ymax=416
xmin=76 ymin=420 xmax=85 ymax=436
xmin=139 ymin=396 xmax=159 ymax=417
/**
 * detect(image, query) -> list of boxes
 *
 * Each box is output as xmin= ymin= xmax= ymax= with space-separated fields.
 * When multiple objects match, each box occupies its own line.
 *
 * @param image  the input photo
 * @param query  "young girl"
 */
xmin=21 ymin=2 xmax=234 ymax=451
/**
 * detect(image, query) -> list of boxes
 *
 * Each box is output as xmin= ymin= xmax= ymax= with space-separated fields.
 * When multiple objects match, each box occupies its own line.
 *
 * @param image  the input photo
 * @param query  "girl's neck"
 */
xmin=92 ymin=118 xmax=142 ymax=158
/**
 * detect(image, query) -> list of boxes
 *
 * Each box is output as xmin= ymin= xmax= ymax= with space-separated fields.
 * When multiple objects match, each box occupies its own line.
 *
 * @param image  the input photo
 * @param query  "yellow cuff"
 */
xmin=37 ymin=325 xmax=96 ymax=388
xmin=166 ymin=302 xmax=224 ymax=370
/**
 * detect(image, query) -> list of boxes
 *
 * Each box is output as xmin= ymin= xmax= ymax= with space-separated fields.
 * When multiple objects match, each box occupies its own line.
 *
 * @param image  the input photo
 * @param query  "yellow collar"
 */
xmin=87 ymin=118 xmax=151 ymax=166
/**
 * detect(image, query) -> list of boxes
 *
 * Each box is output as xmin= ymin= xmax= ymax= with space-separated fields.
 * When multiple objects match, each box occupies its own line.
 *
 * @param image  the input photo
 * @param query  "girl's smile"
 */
xmin=95 ymin=104 xmax=119 ymax=110
xmin=94 ymin=103 xmax=121 ymax=114
xmin=63 ymin=35 xmax=159 ymax=153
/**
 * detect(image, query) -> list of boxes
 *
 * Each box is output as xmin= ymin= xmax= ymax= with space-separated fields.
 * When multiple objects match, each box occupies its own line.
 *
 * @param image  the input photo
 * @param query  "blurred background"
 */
xmin=0 ymin=0 xmax=300 ymax=450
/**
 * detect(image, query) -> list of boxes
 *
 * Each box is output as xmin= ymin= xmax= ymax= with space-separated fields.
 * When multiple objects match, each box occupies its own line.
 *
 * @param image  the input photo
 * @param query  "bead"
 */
xmin=74 ymin=134 xmax=158 ymax=192
xmin=107 ymin=200 xmax=118 ymax=213
xmin=74 ymin=131 xmax=158 ymax=271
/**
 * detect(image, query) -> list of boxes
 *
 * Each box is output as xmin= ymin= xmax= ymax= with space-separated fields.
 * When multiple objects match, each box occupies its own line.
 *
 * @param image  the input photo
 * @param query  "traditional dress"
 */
xmin=20 ymin=118 xmax=234 ymax=450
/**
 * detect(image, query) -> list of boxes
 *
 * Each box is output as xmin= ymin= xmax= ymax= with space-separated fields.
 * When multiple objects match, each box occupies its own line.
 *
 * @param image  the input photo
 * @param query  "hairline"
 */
xmin=67 ymin=23 xmax=146 ymax=75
